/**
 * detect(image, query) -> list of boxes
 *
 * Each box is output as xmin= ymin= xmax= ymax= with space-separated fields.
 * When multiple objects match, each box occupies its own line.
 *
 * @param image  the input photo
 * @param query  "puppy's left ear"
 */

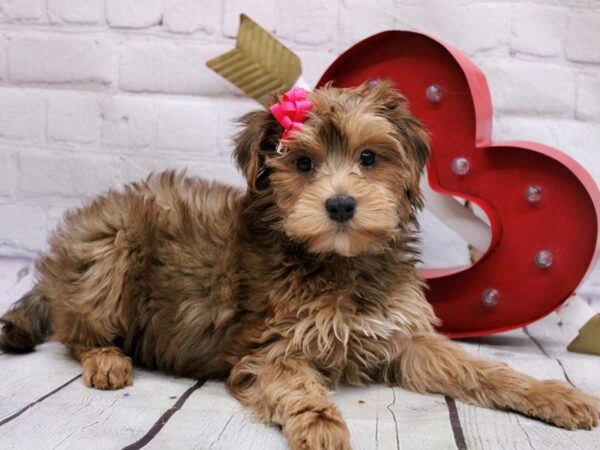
xmin=366 ymin=80 xmax=430 ymax=171
xmin=393 ymin=106 xmax=430 ymax=174
xmin=367 ymin=81 xmax=430 ymax=208
xmin=233 ymin=108 xmax=281 ymax=192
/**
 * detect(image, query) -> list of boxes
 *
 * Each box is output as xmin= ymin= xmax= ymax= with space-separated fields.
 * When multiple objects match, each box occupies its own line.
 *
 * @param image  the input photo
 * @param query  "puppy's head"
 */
xmin=234 ymin=81 xmax=429 ymax=257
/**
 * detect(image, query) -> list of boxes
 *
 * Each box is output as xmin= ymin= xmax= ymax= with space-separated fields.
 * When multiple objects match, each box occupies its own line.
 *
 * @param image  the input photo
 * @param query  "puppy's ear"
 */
xmin=233 ymin=108 xmax=281 ymax=192
xmin=367 ymin=81 xmax=430 ymax=167
xmin=367 ymin=80 xmax=430 ymax=208
xmin=392 ymin=107 xmax=430 ymax=174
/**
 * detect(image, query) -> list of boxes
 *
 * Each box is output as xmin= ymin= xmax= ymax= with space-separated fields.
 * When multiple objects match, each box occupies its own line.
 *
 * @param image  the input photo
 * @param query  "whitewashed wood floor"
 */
xmin=1 ymin=257 xmax=599 ymax=450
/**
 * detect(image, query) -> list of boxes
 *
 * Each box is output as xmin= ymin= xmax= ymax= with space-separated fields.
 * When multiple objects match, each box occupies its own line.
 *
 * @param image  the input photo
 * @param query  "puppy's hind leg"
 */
xmin=0 ymin=289 xmax=51 ymax=352
xmin=55 ymin=306 xmax=134 ymax=391
xmin=70 ymin=345 xmax=133 ymax=390
xmin=385 ymin=333 xmax=599 ymax=430
xmin=48 ymin=263 xmax=135 ymax=391
xmin=55 ymin=300 xmax=134 ymax=390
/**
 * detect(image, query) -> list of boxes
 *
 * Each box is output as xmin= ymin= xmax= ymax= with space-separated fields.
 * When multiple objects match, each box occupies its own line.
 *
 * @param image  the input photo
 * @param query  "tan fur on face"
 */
xmin=283 ymin=162 xmax=400 ymax=256
xmin=1 ymin=82 xmax=597 ymax=450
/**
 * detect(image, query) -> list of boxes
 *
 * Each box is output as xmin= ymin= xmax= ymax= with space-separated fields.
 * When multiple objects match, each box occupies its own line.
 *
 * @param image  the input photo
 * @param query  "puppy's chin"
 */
xmin=285 ymin=219 xmax=395 ymax=257
xmin=307 ymin=230 xmax=355 ymax=257
xmin=308 ymin=230 xmax=380 ymax=257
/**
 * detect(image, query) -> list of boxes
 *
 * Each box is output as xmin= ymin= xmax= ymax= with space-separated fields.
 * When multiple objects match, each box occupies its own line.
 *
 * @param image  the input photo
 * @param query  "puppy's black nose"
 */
xmin=325 ymin=196 xmax=356 ymax=223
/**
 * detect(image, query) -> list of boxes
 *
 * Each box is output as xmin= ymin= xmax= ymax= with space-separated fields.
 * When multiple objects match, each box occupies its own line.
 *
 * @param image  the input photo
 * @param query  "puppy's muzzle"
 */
xmin=325 ymin=195 xmax=356 ymax=223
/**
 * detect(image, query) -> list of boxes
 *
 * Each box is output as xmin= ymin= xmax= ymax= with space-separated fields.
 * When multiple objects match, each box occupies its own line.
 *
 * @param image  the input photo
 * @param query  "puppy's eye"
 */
xmin=296 ymin=156 xmax=313 ymax=173
xmin=360 ymin=149 xmax=376 ymax=167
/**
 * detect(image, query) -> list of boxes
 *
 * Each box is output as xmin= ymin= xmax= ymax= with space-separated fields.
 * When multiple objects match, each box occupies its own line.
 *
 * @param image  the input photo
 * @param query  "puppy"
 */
xmin=1 ymin=82 xmax=598 ymax=449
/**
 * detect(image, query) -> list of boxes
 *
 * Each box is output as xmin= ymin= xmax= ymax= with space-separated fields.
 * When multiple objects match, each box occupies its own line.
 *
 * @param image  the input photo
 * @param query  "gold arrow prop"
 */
xmin=567 ymin=314 xmax=600 ymax=356
xmin=207 ymin=14 xmax=302 ymax=105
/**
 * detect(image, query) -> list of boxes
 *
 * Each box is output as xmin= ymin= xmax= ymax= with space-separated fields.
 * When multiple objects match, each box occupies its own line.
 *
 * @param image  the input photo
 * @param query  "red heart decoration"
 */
xmin=317 ymin=31 xmax=600 ymax=337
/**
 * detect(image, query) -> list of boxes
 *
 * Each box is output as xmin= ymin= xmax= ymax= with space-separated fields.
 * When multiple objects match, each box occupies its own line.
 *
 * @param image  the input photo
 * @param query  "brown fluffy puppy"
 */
xmin=1 ymin=82 xmax=598 ymax=449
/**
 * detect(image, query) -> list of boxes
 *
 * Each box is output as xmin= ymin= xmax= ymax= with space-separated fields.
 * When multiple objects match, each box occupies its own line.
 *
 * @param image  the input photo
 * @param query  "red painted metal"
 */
xmin=317 ymin=31 xmax=600 ymax=337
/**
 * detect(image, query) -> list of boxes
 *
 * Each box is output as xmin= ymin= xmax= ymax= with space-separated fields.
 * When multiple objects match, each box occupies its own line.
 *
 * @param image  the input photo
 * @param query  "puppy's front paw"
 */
xmin=285 ymin=407 xmax=351 ymax=450
xmin=526 ymin=380 xmax=599 ymax=430
xmin=82 ymin=347 xmax=133 ymax=390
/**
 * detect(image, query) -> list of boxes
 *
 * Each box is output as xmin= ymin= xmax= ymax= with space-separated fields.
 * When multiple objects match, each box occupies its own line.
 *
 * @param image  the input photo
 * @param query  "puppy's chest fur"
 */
xmin=249 ymin=259 xmax=418 ymax=384
xmin=288 ymin=295 xmax=405 ymax=384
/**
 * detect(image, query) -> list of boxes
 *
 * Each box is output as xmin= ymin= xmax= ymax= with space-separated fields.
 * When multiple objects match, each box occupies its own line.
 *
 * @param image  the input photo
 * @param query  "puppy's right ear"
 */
xmin=233 ymin=109 xmax=281 ymax=192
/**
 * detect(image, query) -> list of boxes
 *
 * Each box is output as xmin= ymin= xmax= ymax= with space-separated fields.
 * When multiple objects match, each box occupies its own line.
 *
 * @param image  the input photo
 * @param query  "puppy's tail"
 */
xmin=0 ymin=288 xmax=51 ymax=352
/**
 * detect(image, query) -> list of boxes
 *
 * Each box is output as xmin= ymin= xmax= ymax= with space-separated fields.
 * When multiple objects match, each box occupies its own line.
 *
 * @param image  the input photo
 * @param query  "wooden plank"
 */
xmin=333 ymin=384 xmax=456 ymax=450
xmin=0 ymin=364 xmax=198 ymax=449
xmin=144 ymin=381 xmax=458 ymax=450
xmin=455 ymin=331 xmax=562 ymax=450
xmin=143 ymin=380 xmax=288 ymax=450
xmin=525 ymin=313 xmax=600 ymax=401
xmin=335 ymin=385 xmax=397 ymax=450
xmin=0 ymin=343 xmax=81 ymax=420
xmin=454 ymin=324 xmax=600 ymax=449
xmin=122 ymin=380 xmax=206 ymax=450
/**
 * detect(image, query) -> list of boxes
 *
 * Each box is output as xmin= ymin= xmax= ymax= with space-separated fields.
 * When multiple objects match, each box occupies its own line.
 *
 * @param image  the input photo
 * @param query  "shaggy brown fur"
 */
xmin=1 ymin=82 xmax=598 ymax=449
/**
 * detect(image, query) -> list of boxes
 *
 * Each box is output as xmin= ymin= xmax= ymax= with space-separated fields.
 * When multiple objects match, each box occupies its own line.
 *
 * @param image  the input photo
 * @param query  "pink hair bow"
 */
xmin=270 ymin=87 xmax=313 ymax=149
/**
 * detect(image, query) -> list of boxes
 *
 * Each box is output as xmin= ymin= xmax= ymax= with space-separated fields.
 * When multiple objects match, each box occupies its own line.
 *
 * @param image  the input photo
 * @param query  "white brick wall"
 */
xmin=8 ymin=35 xmax=116 ymax=85
xmin=0 ymin=0 xmax=599 ymax=291
xmin=0 ymin=88 xmax=45 ymax=142
xmin=100 ymin=95 xmax=158 ymax=150
xmin=106 ymin=0 xmax=164 ymax=29
xmin=163 ymin=0 xmax=221 ymax=34
xmin=47 ymin=0 xmax=105 ymax=25
xmin=48 ymin=91 xmax=102 ymax=144
xmin=119 ymin=40 xmax=231 ymax=95
xmin=0 ymin=0 xmax=46 ymax=22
